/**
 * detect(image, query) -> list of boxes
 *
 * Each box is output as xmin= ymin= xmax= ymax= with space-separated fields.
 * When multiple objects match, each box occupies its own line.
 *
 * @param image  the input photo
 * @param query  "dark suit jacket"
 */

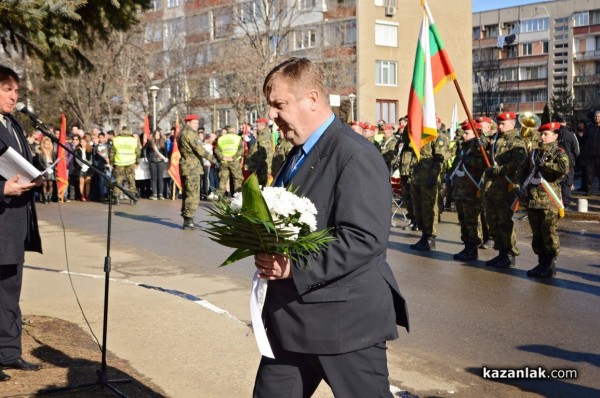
xmin=265 ymin=116 xmax=409 ymax=355
xmin=0 ymin=114 xmax=42 ymax=265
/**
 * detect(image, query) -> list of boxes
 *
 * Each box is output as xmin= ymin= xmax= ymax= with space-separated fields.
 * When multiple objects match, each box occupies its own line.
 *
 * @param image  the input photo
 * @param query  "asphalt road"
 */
xmin=35 ymin=198 xmax=600 ymax=397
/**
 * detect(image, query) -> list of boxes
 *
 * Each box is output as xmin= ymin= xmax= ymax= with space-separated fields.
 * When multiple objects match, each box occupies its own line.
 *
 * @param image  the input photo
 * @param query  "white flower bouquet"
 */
xmin=205 ymin=173 xmax=334 ymax=267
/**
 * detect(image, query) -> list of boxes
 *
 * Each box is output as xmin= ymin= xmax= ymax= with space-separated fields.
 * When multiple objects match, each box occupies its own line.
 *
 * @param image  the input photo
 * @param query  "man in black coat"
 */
xmin=0 ymin=65 xmax=43 ymax=382
xmin=253 ymin=58 xmax=408 ymax=398
xmin=555 ymin=115 xmax=580 ymax=207
xmin=583 ymin=111 xmax=600 ymax=195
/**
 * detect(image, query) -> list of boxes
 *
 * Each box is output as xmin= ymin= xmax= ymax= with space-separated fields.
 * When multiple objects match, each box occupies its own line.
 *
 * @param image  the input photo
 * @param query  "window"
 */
xmin=504 ymin=45 xmax=518 ymax=59
xmin=167 ymin=0 xmax=181 ymax=8
xmin=555 ymin=34 xmax=568 ymax=41
xmin=500 ymin=68 xmax=517 ymax=81
xmin=324 ymin=21 xmax=356 ymax=47
xmin=595 ymin=61 xmax=600 ymax=75
xmin=239 ymin=1 xmax=263 ymax=22
xmin=521 ymin=90 xmax=547 ymax=102
xmin=591 ymin=10 xmax=600 ymax=25
xmin=554 ymin=43 xmax=568 ymax=49
xmin=218 ymin=109 xmax=230 ymax=128
xmin=186 ymin=13 xmax=210 ymax=35
xmin=596 ymin=36 xmax=600 ymax=50
xmin=209 ymin=75 xmax=220 ymax=99
xmin=574 ymin=11 xmax=590 ymax=26
xmin=543 ymin=41 xmax=549 ymax=54
xmin=554 ymin=59 xmax=568 ymax=65
xmin=150 ymin=0 xmax=161 ymax=11
xmin=164 ymin=18 xmax=183 ymax=40
xmin=555 ymin=17 xmax=568 ymax=24
xmin=294 ymin=28 xmax=316 ymax=50
xmin=375 ymin=22 xmax=398 ymax=47
xmin=270 ymin=34 xmax=288 ymax=56
xmin=375 ymin=100 xmax=397 ymax=124
xmin=144 ymin=22 xmax=163 ymax=42
xmin=375 ymin=60 xmax=397 ymax=86
xmin=299 ymin=0 xmax=317 ymax=10
xmin=521 ymin=65 xmax=547 ymax=80
xmin=473 ymin=26 xmax=481 ymax=40
xmin=554 ymin=26 xmax=568 ymax=32
xmin=555 ymin=51 xmax=568 ymax=57
xmin=554 ymin=67 xmax=568 ymax=73
xmin=485 ymin=25 xmax=499 ymax=38
xmin=520 ymin=17 xmax=549 ymax=33
xmin=521 ymin=43 xmax=532 ymax=56
xmin=214 ymin=11 xmax=233 ymax=38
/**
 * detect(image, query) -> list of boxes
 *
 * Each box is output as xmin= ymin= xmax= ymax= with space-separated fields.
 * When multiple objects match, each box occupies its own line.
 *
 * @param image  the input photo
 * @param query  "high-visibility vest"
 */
xmin=113 ymin=135 xmax=138 ymax=166
xmin=218 ymin=134 xmax=242 ymax=158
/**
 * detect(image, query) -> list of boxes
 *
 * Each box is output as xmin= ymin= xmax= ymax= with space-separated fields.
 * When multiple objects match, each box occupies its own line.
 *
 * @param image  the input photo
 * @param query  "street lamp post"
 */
xmin=149 ymin=85 xmax=160 ymax=132
xmin=348 ymin=93 xmax=357 ymax=122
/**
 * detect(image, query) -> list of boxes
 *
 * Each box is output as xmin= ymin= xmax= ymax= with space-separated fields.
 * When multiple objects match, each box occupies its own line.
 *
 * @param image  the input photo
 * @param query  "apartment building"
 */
xmin=142 ymin=0 xmax=471 ymax=132
xmin=472 ymin=0 xmax=600 ymax=119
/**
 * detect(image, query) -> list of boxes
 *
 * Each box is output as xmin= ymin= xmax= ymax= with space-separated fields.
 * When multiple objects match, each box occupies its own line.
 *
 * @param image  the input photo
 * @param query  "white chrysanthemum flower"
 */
xmin=298 ymin=212 xmax=317 ymax=232
xmin=230 ymin=192 xmax=243 ymax=211
xmin=283 ymin=223 xmax=301 ymax=241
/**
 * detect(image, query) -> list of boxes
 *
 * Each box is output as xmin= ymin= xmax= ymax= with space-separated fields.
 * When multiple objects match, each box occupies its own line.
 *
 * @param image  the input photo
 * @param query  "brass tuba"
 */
xmin=518 ymin=112 xmax=541 ymax=139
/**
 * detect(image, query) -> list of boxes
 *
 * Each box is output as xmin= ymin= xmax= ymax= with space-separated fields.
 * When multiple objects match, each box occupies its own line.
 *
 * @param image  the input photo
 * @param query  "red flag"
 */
xmin=143 ymin=114 xmax=151 ymax=146
xmin=56 ymin=113 xmax=68 ymax=201
xmin=168 ymin=115 xmax=182 ymax=192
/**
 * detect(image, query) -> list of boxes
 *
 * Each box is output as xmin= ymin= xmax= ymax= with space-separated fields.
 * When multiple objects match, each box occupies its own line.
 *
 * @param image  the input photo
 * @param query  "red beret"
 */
xmin=256 ymin=118 xmax=268 ymax=124
xmin=364 ymin=123 xmax=377 ymax=131
xmin=539 ymin=122 xmax=560 ymax=132
xmin=384 ymin=124 xmax=394 ymax=130
xmin=496 ymin=112 xmax=517 ymax=121
xmin=476 ymin=116 xmax=492 ymax=124
xmin=351 ymin=121 xmax=364 ymax=128
xmin=461 ymin=121 xmax=480 ymax=131
xmin=184 ymin=114 xmax=199 ymax=122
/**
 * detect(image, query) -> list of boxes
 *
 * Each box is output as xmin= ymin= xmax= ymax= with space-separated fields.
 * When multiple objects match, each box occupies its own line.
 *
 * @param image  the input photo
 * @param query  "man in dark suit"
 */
xmin=253 ymin=58 xmax=408 ymax=397
xmin=0 ymin=65 xmax=43 ymax=382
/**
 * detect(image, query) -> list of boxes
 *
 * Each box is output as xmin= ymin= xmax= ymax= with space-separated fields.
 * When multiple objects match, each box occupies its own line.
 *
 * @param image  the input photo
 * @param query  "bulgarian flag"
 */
xmin=422 ymin=0 xmax=456 ymax=92
xmin=168 ymin=113 xmax=182 ymax=194
xmin=407 ymin=8 xmax=438 ymax=160
xmin=56 ymin=113 xmax=68 ymax=201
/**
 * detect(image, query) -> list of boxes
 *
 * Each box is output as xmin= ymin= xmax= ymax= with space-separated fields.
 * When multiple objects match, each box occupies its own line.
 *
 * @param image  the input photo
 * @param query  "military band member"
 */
xmin=475 ymin=116 xmax=495 ymax=249
xmin=483 ymin=112 xmax=528 ymax=268
xmin=524 ymin=122 xmax=569 ymax=278
xmin=452 ymin=121 xmax=487 ymax=261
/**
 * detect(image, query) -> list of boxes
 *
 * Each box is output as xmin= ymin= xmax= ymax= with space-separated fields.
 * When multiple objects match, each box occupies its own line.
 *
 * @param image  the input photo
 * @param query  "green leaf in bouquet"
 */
xmin=242 ymin=173 xmax=274 ymax=224
xmin=219 ymin=247 xmax=255 ymax=267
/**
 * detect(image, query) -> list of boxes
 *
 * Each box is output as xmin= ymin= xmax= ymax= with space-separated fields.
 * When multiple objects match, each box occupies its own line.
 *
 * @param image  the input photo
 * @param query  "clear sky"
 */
xmin=472 ymin=0 xmax=549 ymax=12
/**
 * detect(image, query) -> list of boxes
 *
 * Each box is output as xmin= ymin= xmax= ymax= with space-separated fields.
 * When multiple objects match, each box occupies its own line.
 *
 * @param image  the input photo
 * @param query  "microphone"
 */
xmin=16 ymin=102 xmax=45 ymax=126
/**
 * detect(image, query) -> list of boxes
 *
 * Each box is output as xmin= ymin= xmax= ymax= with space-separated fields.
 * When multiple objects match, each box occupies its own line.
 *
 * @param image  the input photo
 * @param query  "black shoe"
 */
xmin=532 ymin=255 xmax=556 ymax=278
xmin=0 ymin=370 xmax=10 ymax=381
xmin=527 ymin=255 xmax=543 ymax=277
xmin=183 ymin=217 xmax=199 ymax=230
xmin=491 ymin=252 xmax=515 ymax=268
xmin=455 ymin=245 xmax=478 ymax=261
xmin=479 ymin=239 xmax=494 ymax=250
xmin=485 ymin=253 xmax=503 ymax=266
xmin=453 ymin=247 xmax=468 ymax=260
xmin=1 ymin=357 xmax=42 ymax=371
xmin=410 ymin=235 xmax=427 ymax=249
xmin=402 ymin=220 xmax=416 ymax=230
xmin=415 ymin=236 xmax=435 ymax=251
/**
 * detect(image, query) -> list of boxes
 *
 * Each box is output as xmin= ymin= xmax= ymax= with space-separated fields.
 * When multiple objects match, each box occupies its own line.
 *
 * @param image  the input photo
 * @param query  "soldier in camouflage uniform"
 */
xmin=483 ymin=112 xmax=528 ymax=268
xmin=178 ymin=114 xmax=217 ymax=230
xmin=524 ymin=122 xmax=569 ymax=278
xmin=272 ymin=135 xmax=294 ymax=176
xmin=396 ymin=125 xmax=418 ymax=230
xmin=215 ymin=125 xmax=244 ymax=197
xmin=475 ymin=116 xmax=495 ymax=249
xmin=245 ymin=118 xmax=274 ymax=186
xmin=410 ymin=129 xmax=450 ymax=251
xmin=451 ymin=121 xmax=488 ymax=261
xmin=379 ymin=124 xmax=398 ymax=173
xmin=110 ymin=126 xmax=140 ymax=205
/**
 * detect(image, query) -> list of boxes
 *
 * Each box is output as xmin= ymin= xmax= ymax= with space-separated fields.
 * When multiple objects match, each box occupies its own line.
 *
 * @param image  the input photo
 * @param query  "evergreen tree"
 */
xmin=541 ymin=104 xmax=551 ymax=125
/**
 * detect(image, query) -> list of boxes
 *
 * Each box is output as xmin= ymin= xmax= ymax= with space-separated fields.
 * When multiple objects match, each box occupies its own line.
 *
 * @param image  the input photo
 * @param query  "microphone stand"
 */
xmin=22 ymin=114 xmax=136 ymax=397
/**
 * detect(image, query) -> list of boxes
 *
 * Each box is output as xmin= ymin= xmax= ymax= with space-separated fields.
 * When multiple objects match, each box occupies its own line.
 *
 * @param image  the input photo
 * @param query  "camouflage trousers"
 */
xmin=527 ymin=208 xmax=560 ymax=257
xmin=411 ymin=184 xmax=439 ymax=236
xmin=113 ymin=165 xmax=137 ymax=197
xmin=181 ymin=174 xmax=201 ymax=218
xmin=456 ymin=199 xmax=482 ymax=246
xmin=218 ymin=162 xmax=243 ymax=196
xmin=480 ymin=208 xmax=492 ymax=241
xmin=401 ymin=177 xmax=414 ymax=221
xmin=483 ymin=187 xmax=519 ymax=255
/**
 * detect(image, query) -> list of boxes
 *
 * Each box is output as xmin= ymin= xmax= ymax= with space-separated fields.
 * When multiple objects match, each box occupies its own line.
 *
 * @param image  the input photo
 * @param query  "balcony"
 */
xmin=574 ymin=49 xmax=600 ymax=61
xmin=573 ymin=75 xmax=600 ymax=85
xmin=573 ymin=24 xmax=600 ymax=37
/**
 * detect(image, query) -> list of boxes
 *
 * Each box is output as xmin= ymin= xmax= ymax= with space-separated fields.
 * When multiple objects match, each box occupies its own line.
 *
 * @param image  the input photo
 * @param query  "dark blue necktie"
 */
xmin=281 ymin=146 xmax=302 ymax=186
xmin=3 ymin=115 xmax=23 ymax=154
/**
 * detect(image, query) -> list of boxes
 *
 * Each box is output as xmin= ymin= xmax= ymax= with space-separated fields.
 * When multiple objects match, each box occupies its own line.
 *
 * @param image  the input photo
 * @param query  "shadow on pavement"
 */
xmin=114 ymin=211 xmax=182 ymax=229
xmin=517 ymin=344 xmax=600 ymax=368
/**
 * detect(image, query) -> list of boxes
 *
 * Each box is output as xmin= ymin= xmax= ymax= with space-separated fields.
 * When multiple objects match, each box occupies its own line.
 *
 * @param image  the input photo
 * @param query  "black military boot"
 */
xmin=491 ymin=251 xmax=515 ymax=268
xmin=456 ymin=244 xmax=478 ymax=261
xmin=410 ymin=234 xmax=427 ymax=249
xmin=485 ymin=252 xmax=502 ymax=266
xmin=535 ymin=255 xmax=556 ymax=278
xmin=526 ymin=255 xmax=544 ymax=277
xmin=453 ymin=246 xmax=468 ymax=260
xmin=183 ymin=217 xmax=199 ymax=230
xmin=415 ymin=235 xmax=435 ymax=251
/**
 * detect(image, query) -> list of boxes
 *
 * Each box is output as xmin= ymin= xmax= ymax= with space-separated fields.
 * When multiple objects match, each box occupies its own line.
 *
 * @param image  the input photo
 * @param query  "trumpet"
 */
xmin=518 ymin=112 xmax=541 ymax=139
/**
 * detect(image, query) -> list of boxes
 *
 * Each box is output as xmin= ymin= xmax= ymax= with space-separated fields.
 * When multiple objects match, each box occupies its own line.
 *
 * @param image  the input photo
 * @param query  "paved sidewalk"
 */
xmin=21 ymin=221 xmax=303 ymax=397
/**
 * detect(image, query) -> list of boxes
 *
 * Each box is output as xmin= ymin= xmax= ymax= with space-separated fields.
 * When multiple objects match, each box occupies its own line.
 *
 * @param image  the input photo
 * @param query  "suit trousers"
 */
xmin=253 ymin=341 xmax=393 ymax=398
xmin=0 ymin=263 xmax=23 ymax=364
